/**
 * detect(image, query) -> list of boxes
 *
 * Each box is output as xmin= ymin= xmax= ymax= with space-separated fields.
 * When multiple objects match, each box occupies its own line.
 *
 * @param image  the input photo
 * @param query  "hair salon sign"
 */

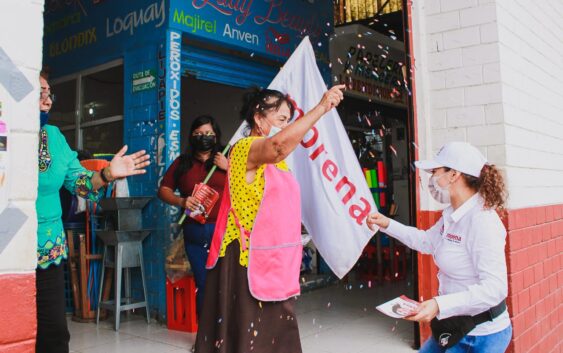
xmin=169 ymin=0 xmax=332 ymax=60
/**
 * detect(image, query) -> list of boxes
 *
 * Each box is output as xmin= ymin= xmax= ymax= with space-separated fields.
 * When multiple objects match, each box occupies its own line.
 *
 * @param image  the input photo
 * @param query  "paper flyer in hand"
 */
xmin=186 ymin=183 xmax=219 ymax=224
xmin=376 ymin=295 xmax=420 ymax=319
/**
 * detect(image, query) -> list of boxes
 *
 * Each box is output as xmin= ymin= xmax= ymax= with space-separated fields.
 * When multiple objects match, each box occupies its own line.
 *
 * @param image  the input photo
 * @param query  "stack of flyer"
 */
xmin=376 ymin=295 xmax=420 ymax=319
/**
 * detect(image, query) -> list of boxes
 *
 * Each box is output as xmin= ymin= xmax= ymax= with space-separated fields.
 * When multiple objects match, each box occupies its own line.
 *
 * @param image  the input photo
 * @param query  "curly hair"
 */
xmin=461 ymin=165 xmax=508 ymax=212
xmin=239 ymin=87 xmax=295 ymax=135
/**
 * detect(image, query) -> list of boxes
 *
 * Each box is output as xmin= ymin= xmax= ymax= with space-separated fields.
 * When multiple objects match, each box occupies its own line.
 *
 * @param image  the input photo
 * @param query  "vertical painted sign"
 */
xmin=165 ymin=29 xmax=182 ymax=168
xmin=162 ymin=29 xmax=183 ymax=220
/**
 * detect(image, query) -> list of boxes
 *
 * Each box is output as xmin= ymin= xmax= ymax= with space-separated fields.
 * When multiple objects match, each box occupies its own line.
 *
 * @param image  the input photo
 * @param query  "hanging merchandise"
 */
xmin=363 ymin=168 xmax=372 ymax=188
xmin=377 ymin=161 xmax=387 ymax=208
xmin=370 ymin=168 xmax=380 ymax=208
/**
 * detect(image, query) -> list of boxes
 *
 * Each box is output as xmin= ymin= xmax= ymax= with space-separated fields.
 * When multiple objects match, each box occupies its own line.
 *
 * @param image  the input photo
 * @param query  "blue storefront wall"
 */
xmin=44 ymin=0 xmax=334 ymax=320
xmin=44 ymin=0 xmax=167 ymax=75
xmin=44 ymin=0 xmax=172 ymax=319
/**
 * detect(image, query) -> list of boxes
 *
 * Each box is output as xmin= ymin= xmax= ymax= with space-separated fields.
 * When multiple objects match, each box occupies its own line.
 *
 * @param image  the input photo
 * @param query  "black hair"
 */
xmin=239 ymin=87 xmax=295 ymax=135
xmin=174 ymin=115 xmax=223 ymax=184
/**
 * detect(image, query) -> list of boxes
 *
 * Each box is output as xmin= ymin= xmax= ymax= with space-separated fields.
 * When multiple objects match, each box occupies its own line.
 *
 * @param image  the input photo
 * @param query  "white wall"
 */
xmin=411 ymin=0 xmax=504 ymax=211
xmin=495 ymin=0 xmax=563 ymax=209
xmin=411 ymin=0 xmax=563 ymax=211
xmin=0 ymin=0 xmax=43 ymax=272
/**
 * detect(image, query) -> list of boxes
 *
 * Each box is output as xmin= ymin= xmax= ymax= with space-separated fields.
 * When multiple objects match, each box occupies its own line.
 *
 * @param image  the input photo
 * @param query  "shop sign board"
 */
xmin=330 ymin=24 xmax=408 ymax=108
xmin=43 ymin=0 xmax=167 ymax=76
xmin=169 ymin=0 xmax=332 ymax=61
xmin=132 ymin=69 xmax=157 ymax=93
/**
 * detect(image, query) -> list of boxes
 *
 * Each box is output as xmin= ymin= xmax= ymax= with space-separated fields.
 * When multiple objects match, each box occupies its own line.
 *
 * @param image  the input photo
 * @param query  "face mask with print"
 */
xmin=428 ymin=173 xmax=451 ymax=204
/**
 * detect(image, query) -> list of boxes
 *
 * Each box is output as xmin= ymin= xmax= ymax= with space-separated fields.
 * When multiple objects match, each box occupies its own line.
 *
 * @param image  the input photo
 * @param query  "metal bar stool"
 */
xmin=96 ymin=197 xmax=152 ymax=331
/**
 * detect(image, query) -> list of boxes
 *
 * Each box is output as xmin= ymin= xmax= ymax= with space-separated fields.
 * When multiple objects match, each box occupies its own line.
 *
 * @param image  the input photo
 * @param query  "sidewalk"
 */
xmin=68 ymin=280 xmax=417 ymax=353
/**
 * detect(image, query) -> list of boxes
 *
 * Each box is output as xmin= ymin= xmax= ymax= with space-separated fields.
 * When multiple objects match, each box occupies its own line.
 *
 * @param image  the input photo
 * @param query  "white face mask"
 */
xmin=428 ymin=173 xmax=451 ymax=204
xmin=260 ymin=117 xmax=282 ymax=138
xmin=268 ymin=125 xmax=282 ymax=138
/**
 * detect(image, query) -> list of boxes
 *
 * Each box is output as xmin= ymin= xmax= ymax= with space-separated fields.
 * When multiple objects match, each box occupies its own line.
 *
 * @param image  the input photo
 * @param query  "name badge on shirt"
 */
xmin=445 ymin=233 xmax=462 ymax=245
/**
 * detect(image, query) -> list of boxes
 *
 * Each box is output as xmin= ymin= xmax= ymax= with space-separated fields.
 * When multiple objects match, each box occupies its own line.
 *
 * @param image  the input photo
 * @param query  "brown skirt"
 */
xmin=194 ymin=242 xmax=302 ymax=353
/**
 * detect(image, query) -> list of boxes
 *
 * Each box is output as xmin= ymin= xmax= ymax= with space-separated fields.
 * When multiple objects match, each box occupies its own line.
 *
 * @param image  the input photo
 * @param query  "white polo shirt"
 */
xmin=383 ymin=194 xmax=511 ymax=335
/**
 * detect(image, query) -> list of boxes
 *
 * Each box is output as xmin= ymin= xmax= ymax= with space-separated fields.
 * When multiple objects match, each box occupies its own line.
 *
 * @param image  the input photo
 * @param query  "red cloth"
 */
xmin=160 ymin=157 xmax=226 ymax=224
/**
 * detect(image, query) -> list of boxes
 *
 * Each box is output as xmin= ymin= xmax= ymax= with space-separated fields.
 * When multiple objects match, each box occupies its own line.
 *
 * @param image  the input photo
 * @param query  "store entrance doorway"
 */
xmin=180 ymin=76 xmax=246 ymax=151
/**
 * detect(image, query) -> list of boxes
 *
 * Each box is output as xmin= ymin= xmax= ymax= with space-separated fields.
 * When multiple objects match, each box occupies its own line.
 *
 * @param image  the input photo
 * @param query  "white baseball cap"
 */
xmin=414 ymin=141 xmax=487 ymax=178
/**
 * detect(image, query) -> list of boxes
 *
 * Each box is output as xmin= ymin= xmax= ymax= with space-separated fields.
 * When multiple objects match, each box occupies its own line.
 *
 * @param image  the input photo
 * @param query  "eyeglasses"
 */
xmin=40 ymin=92 xmax=56 ymax=102
xmin=192 ymin=132 xmax=216 ymax=137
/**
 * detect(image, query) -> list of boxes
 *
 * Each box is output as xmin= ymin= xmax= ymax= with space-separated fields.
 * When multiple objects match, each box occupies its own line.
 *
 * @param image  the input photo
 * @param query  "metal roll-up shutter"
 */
xmin=181 ymin=45 xmax=278 ymax=88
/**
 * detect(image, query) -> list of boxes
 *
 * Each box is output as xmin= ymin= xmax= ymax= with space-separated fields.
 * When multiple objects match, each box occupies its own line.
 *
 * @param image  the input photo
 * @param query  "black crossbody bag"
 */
xmin=430 ymin=300 xmax=506 ymax=348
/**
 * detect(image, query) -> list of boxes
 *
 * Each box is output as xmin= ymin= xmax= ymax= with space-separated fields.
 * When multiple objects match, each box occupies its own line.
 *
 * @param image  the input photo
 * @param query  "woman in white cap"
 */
xmin=367 ymin=141 xmax=512 ymax=353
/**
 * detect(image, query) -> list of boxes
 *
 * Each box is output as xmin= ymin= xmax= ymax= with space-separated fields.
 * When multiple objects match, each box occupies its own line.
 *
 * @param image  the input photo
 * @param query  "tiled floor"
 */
xmin=69 ymin=280 xmax=417 ymax=353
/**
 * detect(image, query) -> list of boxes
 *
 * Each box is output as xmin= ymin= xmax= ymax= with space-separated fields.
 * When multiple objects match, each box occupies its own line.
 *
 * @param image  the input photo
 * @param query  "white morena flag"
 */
xmin=228 ymin=37 xmax=378 ymax=278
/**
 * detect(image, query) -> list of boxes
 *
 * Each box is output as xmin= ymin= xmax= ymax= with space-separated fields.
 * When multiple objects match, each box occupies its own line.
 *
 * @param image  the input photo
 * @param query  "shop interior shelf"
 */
xmin=98 ymin=197 xmax=152 ymax=211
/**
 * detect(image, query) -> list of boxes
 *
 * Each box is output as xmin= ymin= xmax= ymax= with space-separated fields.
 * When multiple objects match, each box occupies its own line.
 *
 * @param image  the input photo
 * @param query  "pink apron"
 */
xmin=207 ymin=164 xmax=302 ymax=301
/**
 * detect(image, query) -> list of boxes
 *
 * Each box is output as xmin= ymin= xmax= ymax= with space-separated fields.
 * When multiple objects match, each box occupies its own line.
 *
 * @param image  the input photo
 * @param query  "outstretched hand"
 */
xmin=317 ymin=84 xmax=346 ymax=114
xmin=109 ymin=145 xmax=151 ymax=179
xmin=366 ymin=212 xmax=391 ymax=231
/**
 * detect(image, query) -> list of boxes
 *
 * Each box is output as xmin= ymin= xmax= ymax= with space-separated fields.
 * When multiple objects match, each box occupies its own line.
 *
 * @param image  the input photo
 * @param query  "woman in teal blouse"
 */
xmin=37 ymin=73 xmax=150 ymax=353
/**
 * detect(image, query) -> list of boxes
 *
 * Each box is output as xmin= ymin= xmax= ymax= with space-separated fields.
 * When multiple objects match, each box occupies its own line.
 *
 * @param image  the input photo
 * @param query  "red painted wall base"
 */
xmin=0 ymin=273 xmax=36 ymax=352
xmin=416 ymin=204 xmax=563 ymax=352
xmin=504 ymin=204 xmax=563 ymax=353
